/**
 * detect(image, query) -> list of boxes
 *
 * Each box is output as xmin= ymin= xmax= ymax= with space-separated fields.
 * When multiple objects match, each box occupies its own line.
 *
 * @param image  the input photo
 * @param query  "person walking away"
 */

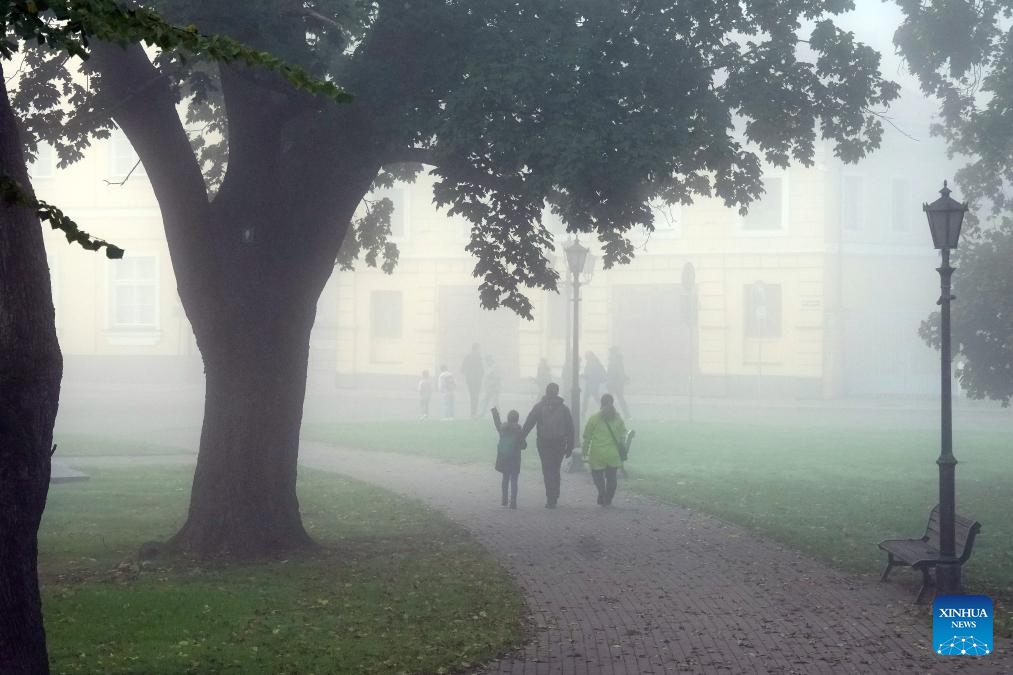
xmin=481 ymin=354 xmax=502 ymax=411
xmin=437 ymin=365 xmax=455 ymax=420
xmin=581 ymin=352 xmax=607 ymax=418
xmin=418 ymin=370 xmax=434 ymax=419
xmin=461 ymin=343 xmax=485 ymax=419
xmin=582 ymin=393 xmax=628 ymax=506
xmin=491 ymin=407 xmax=525 ymax=508
xmin=521 ymin=383 xmax=574 ymax=508
xmin=606 ymin=346 xmax=631 ymax=419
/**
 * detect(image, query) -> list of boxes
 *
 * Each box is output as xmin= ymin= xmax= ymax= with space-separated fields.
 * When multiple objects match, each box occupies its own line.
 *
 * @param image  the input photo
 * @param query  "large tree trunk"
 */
xmin=0 ymin=66 xmax=61 ymax=675
xmin=168 ymin=292 xmax=318 ymax=558
xmin=88 ymin=44 xmax=382 ymax=560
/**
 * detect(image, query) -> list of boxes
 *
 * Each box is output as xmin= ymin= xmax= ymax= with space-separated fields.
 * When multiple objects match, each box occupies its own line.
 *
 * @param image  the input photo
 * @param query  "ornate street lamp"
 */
xmin=564 ymin=238 xmax=592 ymax=465
xmin=924 ymin=180 xmax=968 ymax=596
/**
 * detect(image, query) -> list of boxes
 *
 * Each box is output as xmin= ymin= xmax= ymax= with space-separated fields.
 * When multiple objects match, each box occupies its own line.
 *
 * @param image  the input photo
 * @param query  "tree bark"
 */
xmin=0 ymin=65 xmax=60 ymax=675
xmin=168 ymin=290 xmax=318 ymax=557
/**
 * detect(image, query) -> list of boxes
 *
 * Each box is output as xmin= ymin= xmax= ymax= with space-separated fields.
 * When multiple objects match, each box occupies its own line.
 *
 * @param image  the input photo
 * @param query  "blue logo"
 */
xmin=933 ymin=595 xmax=993 ymax=656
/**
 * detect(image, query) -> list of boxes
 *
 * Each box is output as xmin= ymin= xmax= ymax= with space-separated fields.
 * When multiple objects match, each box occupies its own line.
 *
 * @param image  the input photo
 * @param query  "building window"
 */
xmin=370 ymin=290 xmax=403 ymax=339
xmin=891 ymin=178 xmax=912 ymax=232
xmin=109 ymin=129 xmax=146 ymax=179
xmin=369 ymin=187 xmax=409 ymax=239
xmin=109 ymin=255 xmax=158 ymax=329
xmin=842 ymin=174 xmax=864 ymax=231
xmin=647 ymin=202 xmax=681 ymax=239
xmin=743 ymin=282 xmax=782 ymax=338
xmin=742 ymin=176 xmax=786 ymax=231
xmin=29 ymin=144 xmax=55 ymax=180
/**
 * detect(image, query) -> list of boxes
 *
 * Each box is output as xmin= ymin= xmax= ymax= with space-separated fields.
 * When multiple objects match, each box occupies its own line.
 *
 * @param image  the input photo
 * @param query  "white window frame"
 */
xmin=28 ymin=144 xmax=55 ymax=180
xmin=108 ymin=129 xmax=147 ymax=180
xmin=645 ymin=201 xmax=682 ymax=241
xmin=736 ymin=171 xmax=789 ymax=236
xmin=368 ymin=186 xmax=410 ymax=242
xmin=106 ymin=253 xmax=160 ymax=332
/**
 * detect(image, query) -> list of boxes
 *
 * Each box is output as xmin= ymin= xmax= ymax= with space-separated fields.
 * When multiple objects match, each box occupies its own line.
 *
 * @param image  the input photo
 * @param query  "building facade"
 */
xmin=36 ymin=117 xmax=956 ymax=398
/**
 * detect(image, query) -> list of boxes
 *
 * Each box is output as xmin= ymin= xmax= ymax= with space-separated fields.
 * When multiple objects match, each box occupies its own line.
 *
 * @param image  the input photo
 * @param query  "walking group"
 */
xmin=418 ymin=343 xmax=501 ymax=421
xmin=492 ymin=383 xmax=629 ymax=510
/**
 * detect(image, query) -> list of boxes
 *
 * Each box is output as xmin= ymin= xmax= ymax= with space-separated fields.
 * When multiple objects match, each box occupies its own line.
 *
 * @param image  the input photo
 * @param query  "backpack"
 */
xmin=539 ymin=400 xmax=570 ymax=440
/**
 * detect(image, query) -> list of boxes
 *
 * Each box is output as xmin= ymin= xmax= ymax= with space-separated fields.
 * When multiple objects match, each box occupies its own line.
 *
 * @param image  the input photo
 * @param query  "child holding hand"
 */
xmin=491 ymin=407 xmax=525 ymax=509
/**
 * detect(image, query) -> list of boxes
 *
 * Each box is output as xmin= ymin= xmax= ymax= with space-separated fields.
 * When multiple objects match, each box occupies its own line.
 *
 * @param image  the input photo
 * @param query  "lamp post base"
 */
xmin=936 ymin=560 xmax=963 ymax=597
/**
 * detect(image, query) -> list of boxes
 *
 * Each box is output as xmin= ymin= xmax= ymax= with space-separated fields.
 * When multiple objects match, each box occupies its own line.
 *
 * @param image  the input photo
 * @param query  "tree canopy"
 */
xmin=16 ymin=0 xmax=899 ymax=316
xmin=895 ymin=0 xmax=1013 ymax=404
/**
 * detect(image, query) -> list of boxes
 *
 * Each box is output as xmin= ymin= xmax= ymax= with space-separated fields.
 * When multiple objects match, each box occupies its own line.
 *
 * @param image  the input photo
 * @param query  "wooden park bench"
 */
xmin=878 ymin=505 xmax=981 ymax=604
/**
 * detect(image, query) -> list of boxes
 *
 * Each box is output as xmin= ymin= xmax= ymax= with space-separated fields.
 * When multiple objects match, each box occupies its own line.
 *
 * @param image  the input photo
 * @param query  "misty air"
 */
xmin=2 ymin=1 xmax=1012 ymax=674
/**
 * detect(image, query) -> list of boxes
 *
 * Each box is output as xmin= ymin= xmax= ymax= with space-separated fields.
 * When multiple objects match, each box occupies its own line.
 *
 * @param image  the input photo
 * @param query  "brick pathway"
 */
xmin=299 ymin=442 xmax=1006 ymax=675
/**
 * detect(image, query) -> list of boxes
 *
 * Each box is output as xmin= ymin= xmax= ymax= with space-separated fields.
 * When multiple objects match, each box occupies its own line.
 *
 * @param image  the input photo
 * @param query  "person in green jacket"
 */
xmin=581 ymin=393 xmax=628 ymax=506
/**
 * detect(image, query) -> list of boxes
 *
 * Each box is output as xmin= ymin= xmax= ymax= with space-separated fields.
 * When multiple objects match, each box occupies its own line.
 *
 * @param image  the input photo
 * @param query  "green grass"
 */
xmin=52 ymin=434 xmax=190 ymax=457
xmin=41 ymin=466 xmax=526 ymax=674
xmin=304 ymin=418 xmax=1013 ymax=633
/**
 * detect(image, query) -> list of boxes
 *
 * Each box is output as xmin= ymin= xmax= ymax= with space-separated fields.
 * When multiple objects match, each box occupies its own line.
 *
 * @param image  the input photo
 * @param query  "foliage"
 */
xmin=2 ymin=0 xmax=348 ymax=255
xmin=894 ymin=0 xmax=1013 ymax=216
xmin=895 ymin=1 xmax=1013 ymax=403
xmin=13 ymin=0 xmax=899 ymax=316
xmin=919 ymin=222 xmax=1013 ymax=405
xmin=41 ymin=466 xmax=526 ymax=674
xmin=0 ymin=174 xmax=123 ymax=256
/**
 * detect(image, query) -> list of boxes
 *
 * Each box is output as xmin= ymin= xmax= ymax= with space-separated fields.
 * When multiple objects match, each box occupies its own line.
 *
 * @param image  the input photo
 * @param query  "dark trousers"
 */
xmin=501 ymin=472 xmax=518 ymax=506
xmin=466 ymin=379 xmax=481 ymax=418
xmin=592 ymin=467 xmax=618 ymax=505
xmin=537 ymin=441 xmax=567 ymax=505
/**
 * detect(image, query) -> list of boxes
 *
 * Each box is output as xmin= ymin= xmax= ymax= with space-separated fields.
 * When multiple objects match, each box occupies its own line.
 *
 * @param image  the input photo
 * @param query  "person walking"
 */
xmin=606 ymin=346 xmax=631 ymax=419
xmin=437 ymin=365 xmax=455 ymax=420
xmin=461 ymin=343 xmax=485 ymax=419
xmin=535 ymin=358 xmax=551 ymax=399
xmin=418 ymin=370 xmax=433 ymax=419
xmin=491 ymin=407 xmax=525 ymax=509
xmin=582 ymin=393 xmax=628 ymax=507
xmin=521 ymin=383 xmax=574 ymax=508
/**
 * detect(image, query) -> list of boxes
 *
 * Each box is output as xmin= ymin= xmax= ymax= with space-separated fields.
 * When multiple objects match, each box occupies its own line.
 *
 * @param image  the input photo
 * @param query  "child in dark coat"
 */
xmin=491 ymin=407 xmax=525 ymax=508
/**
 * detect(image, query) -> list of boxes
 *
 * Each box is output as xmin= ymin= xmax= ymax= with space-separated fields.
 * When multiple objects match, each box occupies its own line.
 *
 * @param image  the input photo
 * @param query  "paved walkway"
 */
xmin=298 ymin=442 xmax=1005 ymax=675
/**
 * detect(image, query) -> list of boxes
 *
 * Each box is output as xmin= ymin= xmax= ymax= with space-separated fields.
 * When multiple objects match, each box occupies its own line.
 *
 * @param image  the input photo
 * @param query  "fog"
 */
xmin=40 ymin=0 xmax=1011 ymax=451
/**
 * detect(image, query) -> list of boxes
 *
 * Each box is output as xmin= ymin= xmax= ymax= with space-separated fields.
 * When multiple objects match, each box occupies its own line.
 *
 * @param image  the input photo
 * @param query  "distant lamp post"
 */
xmin=564 ymin=238 xmax=593 ymax=462
xmin=924 ymin=180 xmax=968 ymax=596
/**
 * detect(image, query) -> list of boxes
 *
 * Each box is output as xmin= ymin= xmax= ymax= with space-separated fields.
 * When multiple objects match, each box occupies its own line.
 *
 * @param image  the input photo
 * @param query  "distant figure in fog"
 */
xmin=491 ymin=407 xmax=525 ymax=509
xmin=461 ymin=343 xmax=485 ymax=418
xmin=437 ymin=365 xmax=455 ymax=420
xmin=482 ymin=355 xmax=502 ymax=411
xmin=418 ymin=370 xmax=433 ymax=420
xmin=535 ymin=358 xmax=551 ymax=398
xmin=521 ymin=383 xmax=574 ymax=508
xmin=607 ymin=346 xmax=631 ymax=419
xmin=581 ymin=351 xmax=607 ymax=417
xmin=582 ymin=393 xmax=628 ymax=507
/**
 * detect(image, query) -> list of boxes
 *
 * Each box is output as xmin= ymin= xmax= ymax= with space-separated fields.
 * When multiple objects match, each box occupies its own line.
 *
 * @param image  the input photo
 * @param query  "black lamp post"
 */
xmin=564 ymin=238 xmax=592 ymax=457
xmin=924 ymin=180 xmax=968 ymax=595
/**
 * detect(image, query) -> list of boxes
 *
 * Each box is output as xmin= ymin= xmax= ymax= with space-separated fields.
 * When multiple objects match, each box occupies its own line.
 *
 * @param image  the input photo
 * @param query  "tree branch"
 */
xmin=88 ymin=41 xmax=217 ymax=306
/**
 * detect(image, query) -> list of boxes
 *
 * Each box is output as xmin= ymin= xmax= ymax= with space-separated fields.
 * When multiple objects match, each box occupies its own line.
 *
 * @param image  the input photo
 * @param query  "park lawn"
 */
xmin=304 ymin=418 xmax=1013 ymax=635
xmin=53 ymin=433 xmax=192 ymax=458
xmin=41 ymin=465 xmax=526 ymax=675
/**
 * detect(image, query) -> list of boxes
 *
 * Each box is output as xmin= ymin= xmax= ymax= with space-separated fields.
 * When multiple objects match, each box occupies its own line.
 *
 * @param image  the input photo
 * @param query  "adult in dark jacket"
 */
xmin=521 ymin=383 xmax=575 ymax=508
xmin=461 ymin=343 xmax=485 ymax=419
